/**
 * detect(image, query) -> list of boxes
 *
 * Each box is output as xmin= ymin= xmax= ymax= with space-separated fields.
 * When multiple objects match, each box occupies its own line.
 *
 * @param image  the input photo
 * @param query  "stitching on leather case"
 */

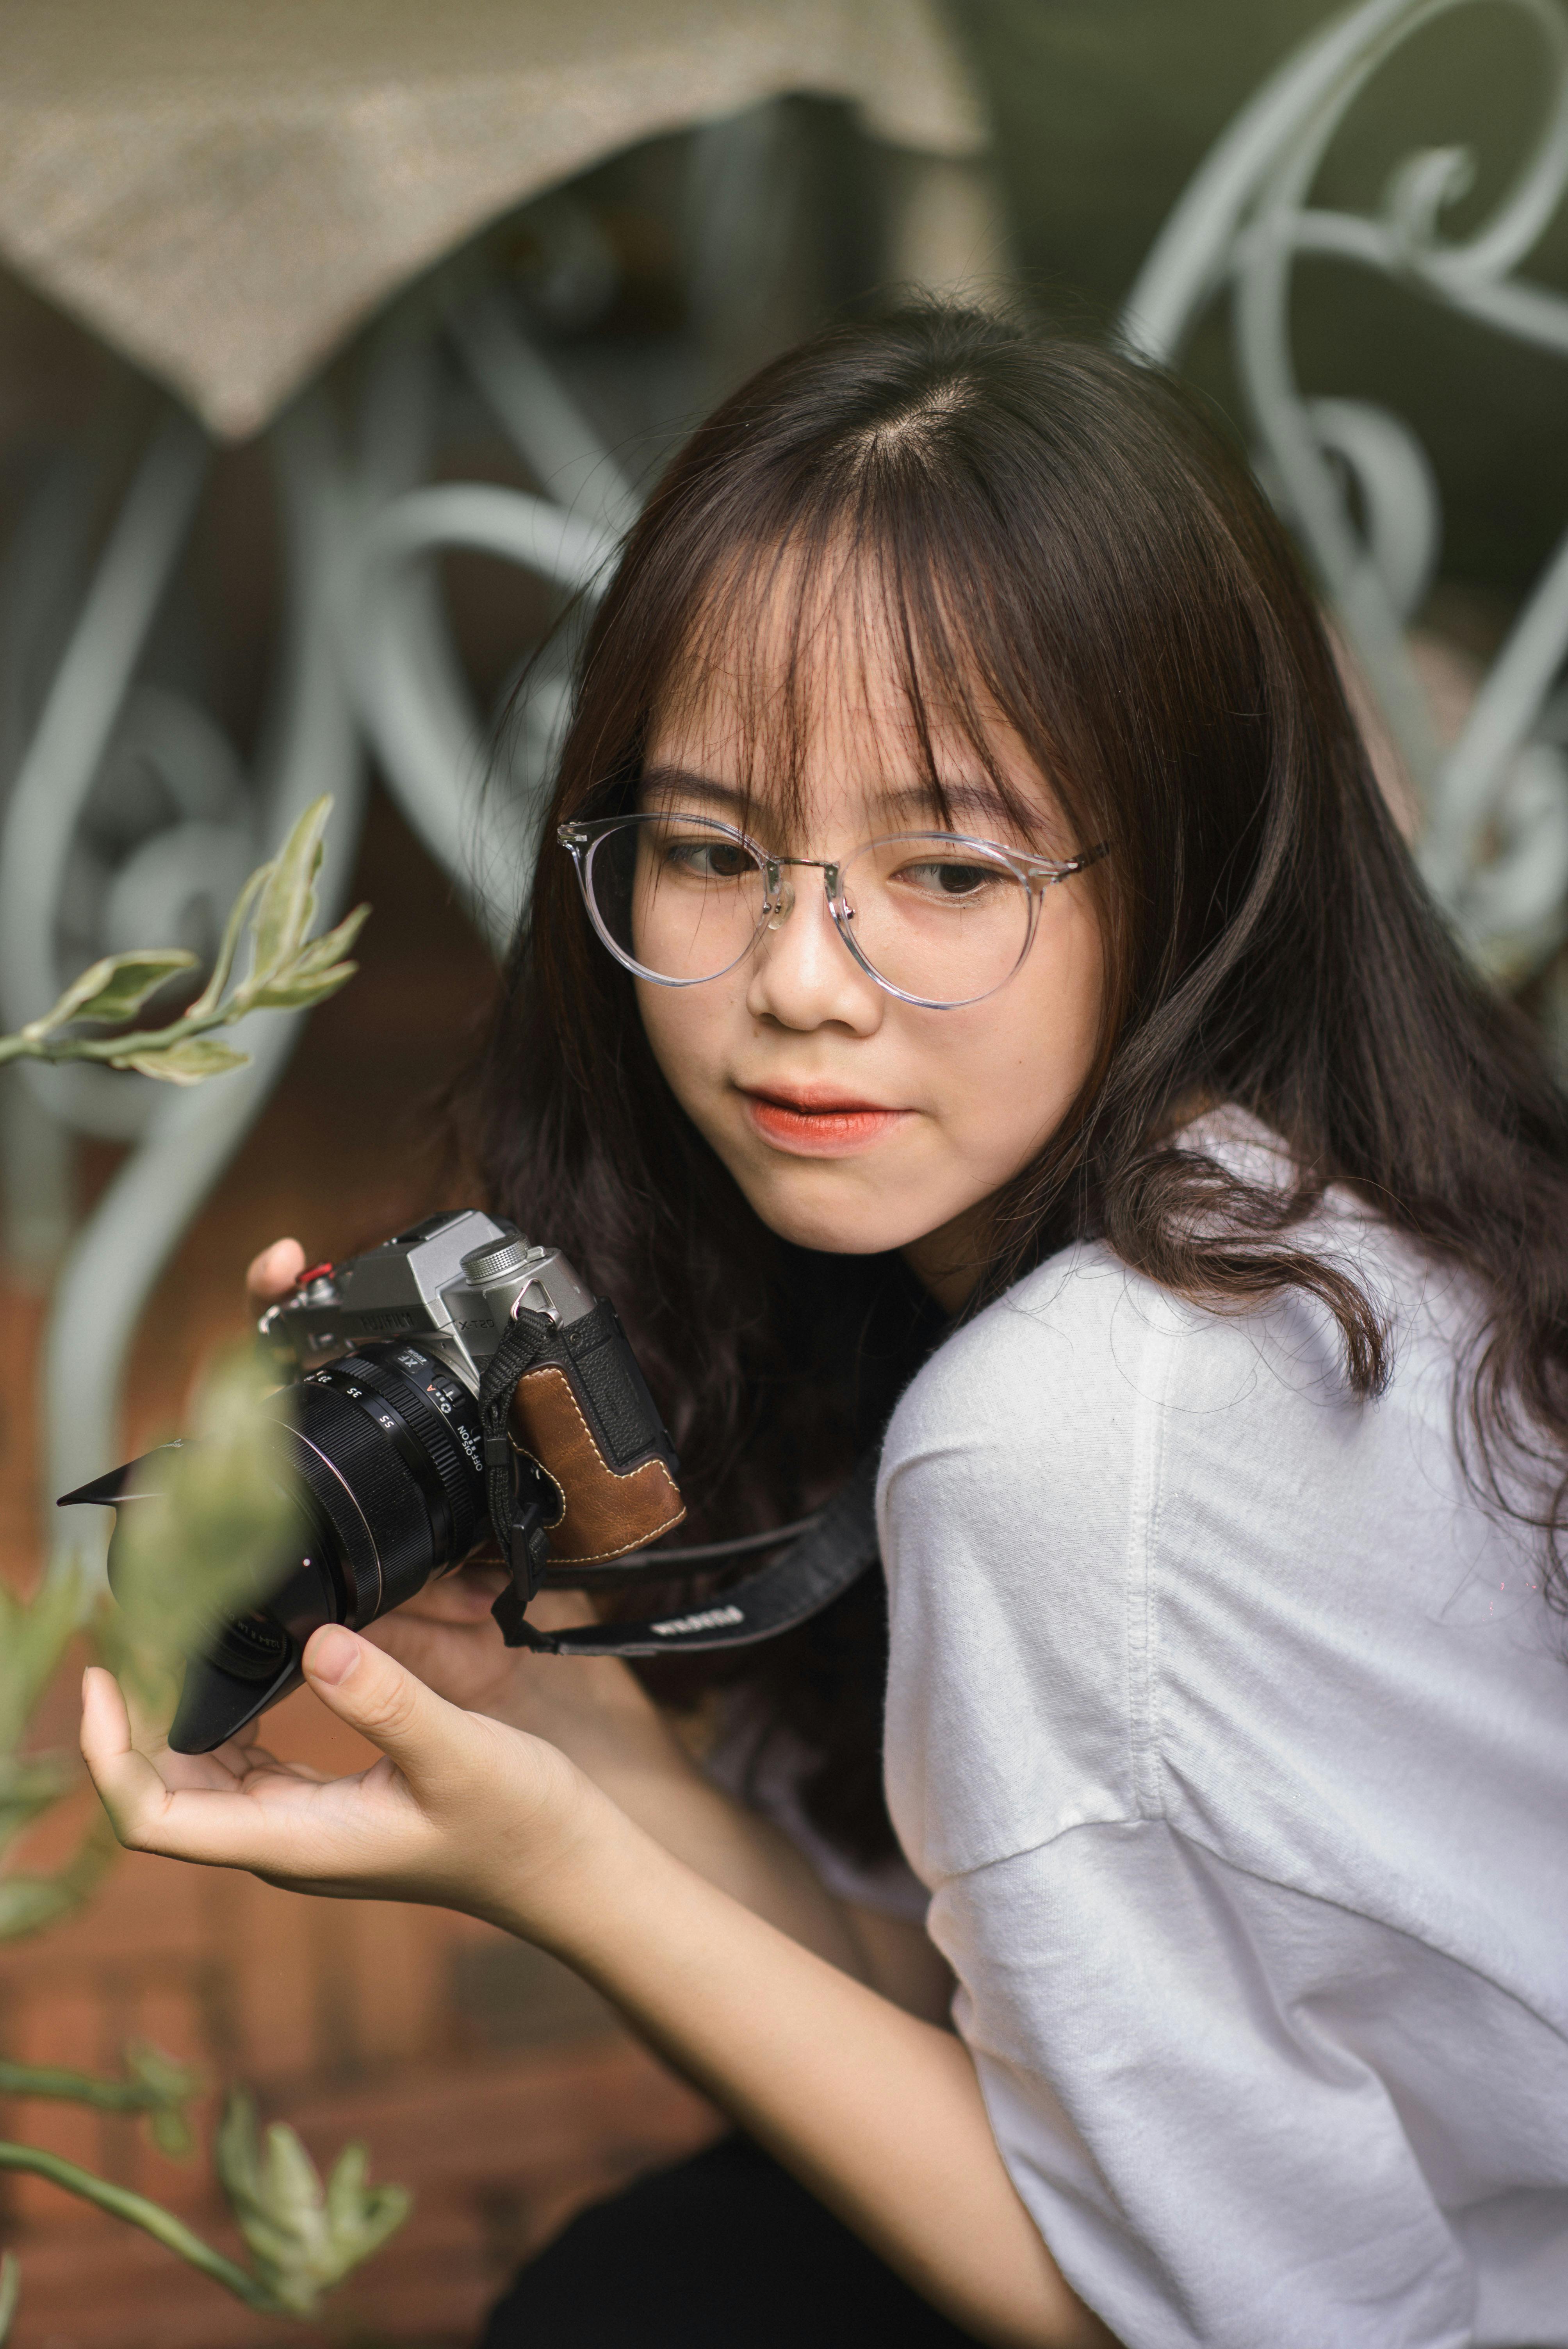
xmin=513 ymin=1364 xmax=684 ymax=1562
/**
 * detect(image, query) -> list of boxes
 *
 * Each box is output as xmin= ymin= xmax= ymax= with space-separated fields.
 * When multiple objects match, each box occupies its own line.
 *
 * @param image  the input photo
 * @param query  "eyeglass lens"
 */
xmin=583 ymin=813 xmax=1034 ymax=1006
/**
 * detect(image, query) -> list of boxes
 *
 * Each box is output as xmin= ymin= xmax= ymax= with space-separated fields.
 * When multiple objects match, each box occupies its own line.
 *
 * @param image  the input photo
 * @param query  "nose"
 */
xmin=745 ymin=868 xmax=882 ymax=1034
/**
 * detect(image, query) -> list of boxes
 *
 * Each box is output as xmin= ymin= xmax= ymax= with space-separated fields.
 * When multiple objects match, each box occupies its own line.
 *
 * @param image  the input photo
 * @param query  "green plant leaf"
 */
xmin=0 ymin=1568 xmax=87 ymax=1754
xmin=106 ymin=1351 xmax=298 ymax=1679
xmin=248 ymin=799 xmax=332 ymax=988
xmin=185 ymin=862 xmax=268 ymax=1021
xmin=0 ymin=2041 xmax=203 ymax=2157
xmin=215 ymin=2093 xmax=411 ymax=2318
xmin=278 ymin=902 xmax=371 ymax=981
xmin=123 ymin=2042 xmax=204 ymax=2158
xmin=0 ymin=1873 xmax=86 ymax=1941
xmin=0 ymin=1814 xmax=118 ymax=1945
xmin=0 ymin=2249 xmax=19 ymax=2344
xmin=20 ymin=950 xmax=199 ymax=1041
xmin=109 ymin=1037 xmax=251 ymax=1084
xmin=0 ymin=1752 xmax=77 ymax=1858
xmin=248 ymin=962 xmax=359 ymax=1012
xmin=0 ymin=2139 xmax=274 ymax=2312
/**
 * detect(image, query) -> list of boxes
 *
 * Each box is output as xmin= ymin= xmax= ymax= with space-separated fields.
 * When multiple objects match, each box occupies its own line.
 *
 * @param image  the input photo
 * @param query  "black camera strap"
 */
xmin=477 ymin=1306 xmax=560 ymax=1620
xmin=480 ymin=1306 xmax=881 ymax=1656
xmin=504 ymin=1448 xmax=882 ymax=1659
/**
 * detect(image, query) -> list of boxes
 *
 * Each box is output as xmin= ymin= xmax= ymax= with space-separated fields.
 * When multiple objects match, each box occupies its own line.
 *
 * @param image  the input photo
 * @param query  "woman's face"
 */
xmin=634 ymin=617 xmax=1105 ymax=1311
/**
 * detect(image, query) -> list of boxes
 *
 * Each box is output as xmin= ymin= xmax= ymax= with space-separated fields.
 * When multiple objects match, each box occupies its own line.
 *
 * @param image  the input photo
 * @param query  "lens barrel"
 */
xmin=169 ymin=1342 xmax=487 ymax=1753
xmin=288 ymin=1341 xmax=486 ymax=1622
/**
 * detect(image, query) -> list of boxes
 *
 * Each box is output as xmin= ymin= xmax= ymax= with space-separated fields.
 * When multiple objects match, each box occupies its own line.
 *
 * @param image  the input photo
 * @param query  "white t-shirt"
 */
xmin=877 ymin=1119 xmax=1568 ymax=2349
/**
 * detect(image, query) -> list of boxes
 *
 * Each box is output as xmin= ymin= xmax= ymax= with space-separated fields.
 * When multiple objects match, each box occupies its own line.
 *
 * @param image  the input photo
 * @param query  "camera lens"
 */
xmin=168 ymin=1342 xmax=488 ymax=1753
xmin=293 ymin=1341 xmax=487 ymax=1616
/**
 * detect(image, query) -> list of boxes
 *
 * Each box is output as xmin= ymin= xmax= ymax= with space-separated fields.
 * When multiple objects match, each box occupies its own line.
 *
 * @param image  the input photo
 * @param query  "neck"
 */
xmin=901 ymin=1208 xmax=987 ymax=1317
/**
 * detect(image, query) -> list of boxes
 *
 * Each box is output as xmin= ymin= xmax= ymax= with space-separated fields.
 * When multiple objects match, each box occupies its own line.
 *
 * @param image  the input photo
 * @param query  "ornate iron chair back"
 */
xmin=1121 ymin=0 xmax=1568 ymax=990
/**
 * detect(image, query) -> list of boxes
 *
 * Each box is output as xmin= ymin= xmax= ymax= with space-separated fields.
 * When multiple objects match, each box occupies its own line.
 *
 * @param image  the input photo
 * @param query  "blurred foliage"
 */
xmin=0 ymin=1563 xmax=113 ymax=1945
xmin=99 ymin=1343 xmax=299 ymax=1715
xmin=216 ymin=2093 xmax=413 ymax=2319
xmin=0 ymin=794 xmax=367 ymax=1083
xmin=0 ymin=2084 xmax=409 ymax=2322
xmin=0 ymin=1373 xmax=409 ymax=2322
xmin=0 ymin=795 xmax=403 ymax=2320
xmin=0 ymin=2042 xmax=203 ymax=2159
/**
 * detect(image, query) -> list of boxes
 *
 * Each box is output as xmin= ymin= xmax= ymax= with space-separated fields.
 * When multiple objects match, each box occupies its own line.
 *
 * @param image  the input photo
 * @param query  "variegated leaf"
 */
xmin=109 ymin=1037 xmax=251 ymax=1084
xmin=20 ymin=950 xmax=196 ymax=1041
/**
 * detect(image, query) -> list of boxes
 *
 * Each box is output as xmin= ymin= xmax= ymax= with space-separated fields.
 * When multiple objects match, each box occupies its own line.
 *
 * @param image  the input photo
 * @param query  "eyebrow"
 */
xmin=638 ymin=765 xmax=1030 ymax=835
xmin=638 ymin=768 xmax=746 ymax=813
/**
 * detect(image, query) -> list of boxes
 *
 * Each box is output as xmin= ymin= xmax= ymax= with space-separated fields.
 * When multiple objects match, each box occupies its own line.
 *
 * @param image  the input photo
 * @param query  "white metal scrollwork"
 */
xmin=344 ymin=291 xmax=629 ymax=948
xmin=1122 ymin=0 xmax=1568 ymax=977
xmin=1 ymin=390 xmax=369 ymax=1545
xmin=3 ymin=251 xmax=633 ymax=1575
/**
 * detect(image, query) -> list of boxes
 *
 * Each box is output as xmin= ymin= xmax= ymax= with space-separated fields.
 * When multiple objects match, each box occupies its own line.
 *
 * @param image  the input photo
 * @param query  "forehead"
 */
xmin=647 ymin=542 xmax=1052 ymax=828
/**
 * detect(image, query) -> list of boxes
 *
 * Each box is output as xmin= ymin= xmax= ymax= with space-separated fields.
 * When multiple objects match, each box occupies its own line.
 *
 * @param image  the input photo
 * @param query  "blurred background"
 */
xmin=1 ymin=1 xmax=1565 ymax=2340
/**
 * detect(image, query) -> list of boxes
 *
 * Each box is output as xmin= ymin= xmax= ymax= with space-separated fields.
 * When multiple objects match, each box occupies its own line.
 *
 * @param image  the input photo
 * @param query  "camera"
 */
xmin=61 ymin=1210 xmax=684 ymax=1754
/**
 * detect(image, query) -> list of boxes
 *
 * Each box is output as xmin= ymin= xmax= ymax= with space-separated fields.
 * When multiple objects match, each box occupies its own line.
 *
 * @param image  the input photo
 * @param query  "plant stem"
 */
xmin=0 ymin=2142 xmax=276 ymax=2313
xmin=0 ymin=999 xmax=242 ymax=1070
xmin=0 ymin=2062 xmax=169 ymax=2117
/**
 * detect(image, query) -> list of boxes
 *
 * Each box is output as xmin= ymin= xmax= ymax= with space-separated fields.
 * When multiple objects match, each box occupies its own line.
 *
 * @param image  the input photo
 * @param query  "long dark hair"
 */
xmin=460 ymin=304 xmax=1568 ymax=1860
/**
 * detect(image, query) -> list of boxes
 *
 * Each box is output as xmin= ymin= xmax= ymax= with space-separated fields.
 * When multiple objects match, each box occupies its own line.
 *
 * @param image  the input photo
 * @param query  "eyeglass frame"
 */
xmin=557 ymin=810 xmax=1108 ymax=1012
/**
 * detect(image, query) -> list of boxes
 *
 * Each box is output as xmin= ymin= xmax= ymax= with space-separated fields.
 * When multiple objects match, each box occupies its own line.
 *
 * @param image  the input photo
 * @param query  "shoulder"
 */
xmin=881 ymin=1237 xmax=1180 ymax=1492
xmin=882 ymin=1106 xmax=1443 ymax=1508
xmin=877 ymin=1238 xmax=1189 ymax=1876
xmin=876 ymin=1123 xmax=1484 ymax=1882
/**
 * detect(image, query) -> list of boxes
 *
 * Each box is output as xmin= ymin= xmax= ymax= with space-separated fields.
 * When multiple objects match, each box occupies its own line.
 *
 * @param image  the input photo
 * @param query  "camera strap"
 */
xmin=480 ymin=1306 xmax=882 ymax=1656
xmin=477 ymin=1306 xmax=559 ymax=1615
xmin=503 ymin=1447 xmax=882 ymax=1659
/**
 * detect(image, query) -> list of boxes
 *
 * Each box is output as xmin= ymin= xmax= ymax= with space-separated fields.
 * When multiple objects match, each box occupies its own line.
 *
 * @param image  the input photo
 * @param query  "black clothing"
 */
xmin=479 ymin=2133 xmax=984 ymax=2347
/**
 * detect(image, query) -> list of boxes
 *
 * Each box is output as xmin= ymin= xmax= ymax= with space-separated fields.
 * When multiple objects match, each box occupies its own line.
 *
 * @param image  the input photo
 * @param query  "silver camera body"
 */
xmin=257 ymin=1208 xmax=597 ymax=1389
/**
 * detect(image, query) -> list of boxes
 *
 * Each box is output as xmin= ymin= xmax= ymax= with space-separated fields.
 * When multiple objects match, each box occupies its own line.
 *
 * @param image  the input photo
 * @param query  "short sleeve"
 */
xmin=935 ymin=1825 xmax=1484 ymax=2349
xmin=877 ymin=1243 xmax=1178 ymax=1879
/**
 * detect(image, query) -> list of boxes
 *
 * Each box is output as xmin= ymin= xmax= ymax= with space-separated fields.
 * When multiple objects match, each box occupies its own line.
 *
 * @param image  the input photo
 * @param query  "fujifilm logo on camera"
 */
xmin=650 ymin=1604 xmax=745 ymax=1638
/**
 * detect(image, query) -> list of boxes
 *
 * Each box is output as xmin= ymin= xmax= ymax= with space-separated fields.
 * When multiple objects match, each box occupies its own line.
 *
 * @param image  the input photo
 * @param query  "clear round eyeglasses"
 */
xmin=558 ymin=808 xmax=1107 ymax=1011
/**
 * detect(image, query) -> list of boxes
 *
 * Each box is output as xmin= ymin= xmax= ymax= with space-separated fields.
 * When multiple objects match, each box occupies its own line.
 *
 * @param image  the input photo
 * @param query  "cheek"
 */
xmin=634 ymin=978 xmax=734 ymax=1127
xmin=938 ymin=904 xmax=1103 ymax=1167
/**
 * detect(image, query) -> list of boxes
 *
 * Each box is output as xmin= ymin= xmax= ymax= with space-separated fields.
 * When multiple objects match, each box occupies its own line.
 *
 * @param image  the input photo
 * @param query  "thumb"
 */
xmin=303 ymin=1625 xmax=467 ymax=1783
xmin=247 ymin=1237 xmax=305 ymax=1303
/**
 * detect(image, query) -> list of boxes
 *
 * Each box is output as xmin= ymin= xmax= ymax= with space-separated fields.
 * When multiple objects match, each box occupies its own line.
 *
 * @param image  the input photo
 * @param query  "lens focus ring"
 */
xmin=349 ymin=1346 xmax=485 ymax=1560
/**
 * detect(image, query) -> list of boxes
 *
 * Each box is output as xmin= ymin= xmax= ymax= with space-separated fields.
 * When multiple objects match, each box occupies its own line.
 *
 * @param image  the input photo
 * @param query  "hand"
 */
xmin=244 ymin=1234 xmax=568 ymax=1712
xmin=243 ymin=1237 xmax=642 ymax=1744
xmin=246 ymin=1236 xmax=306 ymax=1306
xmin=365 ymin=1564 xmax=622 ymax=1733
xmin=80 ymin=1627 xmax=603 ymax=1927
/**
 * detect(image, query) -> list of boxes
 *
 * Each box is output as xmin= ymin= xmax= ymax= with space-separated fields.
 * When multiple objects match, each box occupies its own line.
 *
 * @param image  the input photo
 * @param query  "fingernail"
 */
xmin=310 ymin=1627 xmax=360 ymax=1685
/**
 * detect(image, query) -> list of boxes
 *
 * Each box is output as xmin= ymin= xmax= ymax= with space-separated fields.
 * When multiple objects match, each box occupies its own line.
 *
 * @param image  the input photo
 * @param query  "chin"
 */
xmin=740 ymin=1171 xmax=938 ymax=1260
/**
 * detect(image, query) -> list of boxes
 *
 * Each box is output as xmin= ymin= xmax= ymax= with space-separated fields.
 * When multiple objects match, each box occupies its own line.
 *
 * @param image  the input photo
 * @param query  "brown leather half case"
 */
xmin=509 ymin=1362 xmax=685 ymax=1565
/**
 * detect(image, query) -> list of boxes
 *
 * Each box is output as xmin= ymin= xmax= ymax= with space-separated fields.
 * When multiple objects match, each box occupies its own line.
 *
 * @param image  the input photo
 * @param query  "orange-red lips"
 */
xmin=739 ymin=1085 xmax=911 ymax=1157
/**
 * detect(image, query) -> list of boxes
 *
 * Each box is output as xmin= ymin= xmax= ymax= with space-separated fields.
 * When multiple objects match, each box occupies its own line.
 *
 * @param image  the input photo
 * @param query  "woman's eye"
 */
xmin=893 ymin=858 xmax=1000 ymax=900
xmin=661 ymin=837 xmax=754 ymax=881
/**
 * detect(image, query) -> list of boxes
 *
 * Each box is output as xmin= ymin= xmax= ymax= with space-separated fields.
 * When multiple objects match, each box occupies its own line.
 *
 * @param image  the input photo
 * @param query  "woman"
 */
xmin=84 ymin=307 xmax=1568 ymax=2349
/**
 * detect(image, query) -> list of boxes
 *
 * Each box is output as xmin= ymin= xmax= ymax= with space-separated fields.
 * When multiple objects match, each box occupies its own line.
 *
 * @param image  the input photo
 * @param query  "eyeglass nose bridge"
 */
xmin=761 ymin=853 xmax=844 ymax=934
xmin=761 ymin=857 xmax=794 ymax=930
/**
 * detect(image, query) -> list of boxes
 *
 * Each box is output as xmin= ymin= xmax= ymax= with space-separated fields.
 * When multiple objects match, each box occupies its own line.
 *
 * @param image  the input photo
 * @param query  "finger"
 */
xmin=302 ymin=1626 xmax=471 ymax=1784
xmin=246 ymin=1237 xmax=305 ymax=1302
xmin=82 ymin=1668 xmax=335 ymax=1870
xmin=80 ymin=1667 xmax=196 ymax=1847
